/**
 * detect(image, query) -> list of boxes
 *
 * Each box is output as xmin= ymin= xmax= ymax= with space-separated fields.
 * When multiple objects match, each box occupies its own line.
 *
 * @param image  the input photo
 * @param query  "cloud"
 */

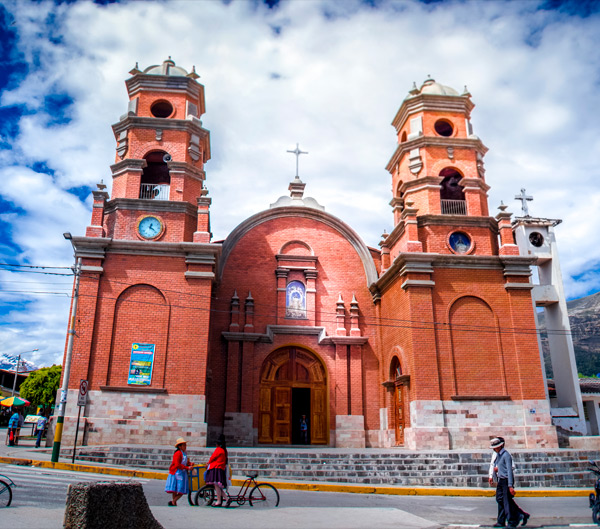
xmin=0 ymin=0 xmax=599 ymax=366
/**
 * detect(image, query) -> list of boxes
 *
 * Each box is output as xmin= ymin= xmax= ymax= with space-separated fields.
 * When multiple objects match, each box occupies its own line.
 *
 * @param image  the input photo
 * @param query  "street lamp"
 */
xmin=10 ymin=348 xmax=40 ymax=396
xmin=51 ymin=232 xmax=81 ymax=463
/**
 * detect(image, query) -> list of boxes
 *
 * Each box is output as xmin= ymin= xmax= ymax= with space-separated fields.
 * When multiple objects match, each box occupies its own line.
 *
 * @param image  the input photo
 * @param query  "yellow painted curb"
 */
xmin=0 ymin=456 xmax=167 ymax=481
xmin=0 ymin=456 xmax=590 ymax=497
xmin=234 ymin=478 xmax=589 ymax=497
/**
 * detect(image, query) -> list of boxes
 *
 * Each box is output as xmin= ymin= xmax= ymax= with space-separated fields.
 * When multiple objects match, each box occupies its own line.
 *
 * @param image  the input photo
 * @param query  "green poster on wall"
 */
xmin=128 ymin=343 xmax=155 ymax=385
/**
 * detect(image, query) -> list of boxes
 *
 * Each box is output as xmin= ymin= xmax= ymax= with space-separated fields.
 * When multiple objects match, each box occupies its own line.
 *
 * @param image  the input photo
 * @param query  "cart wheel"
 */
xmin=593 ymin=503 xmax=600 ymax=525
xmin=195 ymin=485 xmax=215 ymax=507
xmin=0 ymin=480 xmax=12 ymax=508
xmin=188 ymin=490 xmax=195 ymax=506
xmin=590 ymin=493 xmax=596 ymax=509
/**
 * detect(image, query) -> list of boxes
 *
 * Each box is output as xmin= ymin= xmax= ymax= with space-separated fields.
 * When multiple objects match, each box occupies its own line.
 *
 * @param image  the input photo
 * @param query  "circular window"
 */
xmin=449 ymin=231 xmax=471 ymax=254
xmin=150 ymin=100 xmax=174 ymax=118
xmin=434 ymin=119 xmax=454 ymax=137
xmin=529 ymin=232 xmax=544 ymax=247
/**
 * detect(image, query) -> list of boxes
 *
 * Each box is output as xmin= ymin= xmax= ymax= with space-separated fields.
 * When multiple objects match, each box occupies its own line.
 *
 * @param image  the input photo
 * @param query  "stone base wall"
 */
xmin=404 ymin=399 xmax=559 ymax=450
xmin=365 ymin=428 xmax=394 ymax=448
xmin=48 ymin=389 xmax=208 ymax=447
xmin=335 ymin=415 xmax=365 ymax=448
xmin=223 ymin=412 xmax=255 ymax=446
xmin=568 ymin=436 xmax=600 ymax=450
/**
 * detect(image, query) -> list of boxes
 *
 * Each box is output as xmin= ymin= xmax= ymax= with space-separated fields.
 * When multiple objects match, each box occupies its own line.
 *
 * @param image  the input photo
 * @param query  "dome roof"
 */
xmin=139 ymin=58 xmax=198 ymax=78
xmin=406 ymin=77 xmax=463 ymax=99
xmin=420 ymin=78 xmax=459 ymax=96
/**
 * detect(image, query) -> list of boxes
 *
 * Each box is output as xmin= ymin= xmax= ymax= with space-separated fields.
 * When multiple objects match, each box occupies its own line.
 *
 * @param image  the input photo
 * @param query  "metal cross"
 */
xmin=287 ymin=143 xmax=308 ymax=177
xmin=515 ymin=188 xmax=533 ymax=216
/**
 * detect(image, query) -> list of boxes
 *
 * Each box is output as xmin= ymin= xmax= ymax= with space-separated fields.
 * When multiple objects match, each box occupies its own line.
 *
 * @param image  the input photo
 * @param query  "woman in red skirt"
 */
xmin=205 ymin=434 xmax=228 ymax=506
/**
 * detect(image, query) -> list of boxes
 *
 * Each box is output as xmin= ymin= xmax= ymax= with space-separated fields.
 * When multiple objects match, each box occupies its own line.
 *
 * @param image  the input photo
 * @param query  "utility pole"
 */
xmin=52 ymin=233 xmax=81 ymax=463
xmin=10 ymin=349 xmax=39 ymax=396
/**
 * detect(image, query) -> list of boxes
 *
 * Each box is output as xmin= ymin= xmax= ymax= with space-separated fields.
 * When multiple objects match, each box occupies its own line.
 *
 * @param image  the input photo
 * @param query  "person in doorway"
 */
xmin=35 ymin=414 xmax=48 ymax=448
xmin=205 ymin=434 xmax=228 ymax=507
xmin=300 ymin=415 xmax=309 ymax=444
xmin=7 ymin=410 xmax=20 ymax=446
xmin=488 ymin=437 xmax=530 ymax=526
xmin=165 ymin=437 xmax=193 ymax=506
xmin=489 ymin=437 xmax=524 ymax=528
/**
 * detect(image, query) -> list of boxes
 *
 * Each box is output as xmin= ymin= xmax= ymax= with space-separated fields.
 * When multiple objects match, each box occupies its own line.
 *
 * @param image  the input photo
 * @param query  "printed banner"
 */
xmin=127 ymin=343 xmax=155 ymax=386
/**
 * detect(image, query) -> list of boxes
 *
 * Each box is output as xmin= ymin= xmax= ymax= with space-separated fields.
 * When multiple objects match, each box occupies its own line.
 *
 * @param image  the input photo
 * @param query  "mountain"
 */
xmin=0 ymin=354 xmax=38 ymax=373
xmin=538 ymin=291 xmax=600 ymax=377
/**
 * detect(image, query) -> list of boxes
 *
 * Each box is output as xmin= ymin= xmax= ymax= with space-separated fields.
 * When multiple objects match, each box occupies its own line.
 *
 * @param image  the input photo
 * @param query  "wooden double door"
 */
xmin=258 ymin=347 xmax=327 ymax=445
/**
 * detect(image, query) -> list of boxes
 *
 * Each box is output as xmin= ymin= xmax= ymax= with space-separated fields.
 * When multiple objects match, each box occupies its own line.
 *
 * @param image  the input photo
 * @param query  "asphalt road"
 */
xmin=0 ymin=463 xmax=597 ymax=529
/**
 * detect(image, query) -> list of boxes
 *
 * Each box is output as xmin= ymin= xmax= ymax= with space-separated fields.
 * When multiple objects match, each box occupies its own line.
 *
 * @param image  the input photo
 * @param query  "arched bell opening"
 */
xmin=140 ymin=150 xmax=171 ymax=200
xmin=439 ymin=167 xmax=466 ymax=215
xmin=258 ymin=346 xmax=328 ymax=445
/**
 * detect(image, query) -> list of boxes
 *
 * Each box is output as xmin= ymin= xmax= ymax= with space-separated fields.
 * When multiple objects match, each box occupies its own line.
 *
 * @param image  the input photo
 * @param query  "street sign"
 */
xmin=77 ymin=379 xmax=88 ymax=407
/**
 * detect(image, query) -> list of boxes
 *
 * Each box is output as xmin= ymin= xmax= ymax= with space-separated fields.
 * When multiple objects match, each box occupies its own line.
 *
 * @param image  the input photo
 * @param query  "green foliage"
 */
xmin=19 ymin=365 xmax=62 ymax=408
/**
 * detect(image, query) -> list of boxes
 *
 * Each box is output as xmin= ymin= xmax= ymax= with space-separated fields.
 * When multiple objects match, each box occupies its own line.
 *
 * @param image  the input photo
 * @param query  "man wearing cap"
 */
xmin=490 ymin=437 xmax=520 ymax=527
xmin=489 ymin=436 xmax=530 ymax=527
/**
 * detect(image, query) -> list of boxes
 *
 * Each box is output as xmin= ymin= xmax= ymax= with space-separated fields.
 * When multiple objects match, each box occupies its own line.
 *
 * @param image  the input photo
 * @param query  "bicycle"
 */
xmin=0 ymin=474 xmax=15 ymax=508
xmin=195 ymin=471 xmax=279 ymax=508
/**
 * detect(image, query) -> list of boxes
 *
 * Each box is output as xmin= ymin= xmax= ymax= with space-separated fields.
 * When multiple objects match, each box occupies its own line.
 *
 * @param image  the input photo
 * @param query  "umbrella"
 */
xmin=0 ymin=396 xmax=30 ymax=407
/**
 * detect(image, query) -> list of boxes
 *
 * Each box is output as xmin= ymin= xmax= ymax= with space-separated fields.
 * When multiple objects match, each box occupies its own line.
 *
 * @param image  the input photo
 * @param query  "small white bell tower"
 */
xmin=512 ymin=190 xmax=585 ymax=437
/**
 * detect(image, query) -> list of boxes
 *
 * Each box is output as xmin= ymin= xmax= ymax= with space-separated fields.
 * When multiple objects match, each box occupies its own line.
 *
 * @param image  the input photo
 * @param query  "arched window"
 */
xmin=286 ymin=281 xmax=306 ymax=319
xmin=140 ymin=151 xmax=171 ymax=200
xmin=390 ymin=356 xmax=402 ymax=380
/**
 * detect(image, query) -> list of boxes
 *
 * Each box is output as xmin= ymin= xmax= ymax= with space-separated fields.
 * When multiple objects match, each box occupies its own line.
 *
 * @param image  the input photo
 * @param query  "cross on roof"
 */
xmin=287 ymin=143 xmax=308 ymax=177
xmin=515 ymin=188 xmax=533 ymax=216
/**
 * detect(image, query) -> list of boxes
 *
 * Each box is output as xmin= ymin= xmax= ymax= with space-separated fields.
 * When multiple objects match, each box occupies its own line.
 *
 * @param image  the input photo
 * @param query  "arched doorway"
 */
xmin=258 ymin=347 xmax=328 ymax=445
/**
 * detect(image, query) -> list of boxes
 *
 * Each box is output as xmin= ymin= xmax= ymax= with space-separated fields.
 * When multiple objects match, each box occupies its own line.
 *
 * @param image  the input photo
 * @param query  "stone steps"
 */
xmin=68 ymin=446 xmax=600 ymax=488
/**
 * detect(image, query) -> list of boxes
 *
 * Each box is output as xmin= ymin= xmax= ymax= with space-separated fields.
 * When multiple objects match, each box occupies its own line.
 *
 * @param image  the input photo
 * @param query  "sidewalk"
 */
xmin=0 ymin=434 xmax=590 ymax=498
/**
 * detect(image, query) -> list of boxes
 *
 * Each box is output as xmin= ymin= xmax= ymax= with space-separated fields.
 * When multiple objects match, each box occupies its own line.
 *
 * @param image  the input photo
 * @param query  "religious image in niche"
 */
xmin=286 ymin=281 xmax=306 ymax=319
xmin=449 ymin=232 xmax=471 ymax=254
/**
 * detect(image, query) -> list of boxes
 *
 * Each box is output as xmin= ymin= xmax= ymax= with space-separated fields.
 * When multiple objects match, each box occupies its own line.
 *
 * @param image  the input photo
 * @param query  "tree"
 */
xmin=19 ymin=365 xmax=62 ymax=411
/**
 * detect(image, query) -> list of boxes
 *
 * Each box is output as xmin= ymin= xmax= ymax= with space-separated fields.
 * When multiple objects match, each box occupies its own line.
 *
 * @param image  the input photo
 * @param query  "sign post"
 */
xmin=72 ymin=379 xmax=88 ymax=464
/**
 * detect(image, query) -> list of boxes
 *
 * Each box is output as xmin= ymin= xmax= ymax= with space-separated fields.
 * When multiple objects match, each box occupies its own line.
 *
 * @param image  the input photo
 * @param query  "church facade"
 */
xmin=58 ymin=60 xmax=559 ymax=450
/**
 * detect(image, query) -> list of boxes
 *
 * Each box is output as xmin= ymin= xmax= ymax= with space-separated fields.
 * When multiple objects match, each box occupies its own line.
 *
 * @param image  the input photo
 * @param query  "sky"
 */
xmin=0 ymin=0 xmax=599 ymax=368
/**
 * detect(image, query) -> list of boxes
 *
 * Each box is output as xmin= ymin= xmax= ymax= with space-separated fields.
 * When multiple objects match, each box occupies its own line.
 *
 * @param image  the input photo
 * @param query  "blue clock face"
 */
xmin=138 ymin=216 xmax=163 ymax=239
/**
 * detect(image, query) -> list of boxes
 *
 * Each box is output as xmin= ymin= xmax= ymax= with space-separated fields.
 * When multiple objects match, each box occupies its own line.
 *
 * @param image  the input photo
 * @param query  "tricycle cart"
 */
xmin=187 ymin=464 xmax=207 ymax=506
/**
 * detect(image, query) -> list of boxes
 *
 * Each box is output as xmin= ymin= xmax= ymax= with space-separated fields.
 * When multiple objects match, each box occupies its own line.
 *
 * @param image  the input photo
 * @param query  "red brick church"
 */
xmin=59 ymin=59 xmax=558 ymax=449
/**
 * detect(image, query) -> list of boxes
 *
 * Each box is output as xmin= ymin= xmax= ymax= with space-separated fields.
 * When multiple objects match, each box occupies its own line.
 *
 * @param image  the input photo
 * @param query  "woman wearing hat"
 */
xmin=165 ymin=437 xmax=194 ymax=506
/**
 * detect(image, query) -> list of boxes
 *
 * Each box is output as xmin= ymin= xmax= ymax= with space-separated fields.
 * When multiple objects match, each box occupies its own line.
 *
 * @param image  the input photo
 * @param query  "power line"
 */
xmin=0 ymin=263 xmax=584 ymax=338
xmin=0 ymin=263 xmax=71 ymax=270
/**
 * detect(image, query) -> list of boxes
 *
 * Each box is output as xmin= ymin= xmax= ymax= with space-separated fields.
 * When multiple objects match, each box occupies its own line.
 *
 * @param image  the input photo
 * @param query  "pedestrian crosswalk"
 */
xmin=0 ymin=463 xmax=149 ymax=507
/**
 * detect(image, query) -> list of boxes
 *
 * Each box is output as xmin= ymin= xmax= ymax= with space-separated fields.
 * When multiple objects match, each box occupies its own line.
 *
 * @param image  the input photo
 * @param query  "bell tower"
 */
xmin=90 ymin=58 xmax=212 ymax=244
xmin=374 ymin=78 xmax=557 ymax=450
xmin=382 ymin=77 xmax=502 ymax=264
xmin=61 ymin=59 xmax=220 ymax=448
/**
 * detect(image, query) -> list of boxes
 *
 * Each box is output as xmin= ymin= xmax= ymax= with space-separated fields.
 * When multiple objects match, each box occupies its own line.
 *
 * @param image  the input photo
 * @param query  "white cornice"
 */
xmin=386 ymin=136 xmax=488 ymax=172
xmin=222 ymin=325 xmax=368 ymax=345
xmin=112 ymin=116 xmax=209 ymax=138
xmin=104 ymin=198 xmax=198 ymax=216
xmin=125 ymin=74 xmax=203 ymax=102
xmin=70 ymin=236 xmax=221 ymax=262
xmin=391 ymin=94 xmax=475 ymax=131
